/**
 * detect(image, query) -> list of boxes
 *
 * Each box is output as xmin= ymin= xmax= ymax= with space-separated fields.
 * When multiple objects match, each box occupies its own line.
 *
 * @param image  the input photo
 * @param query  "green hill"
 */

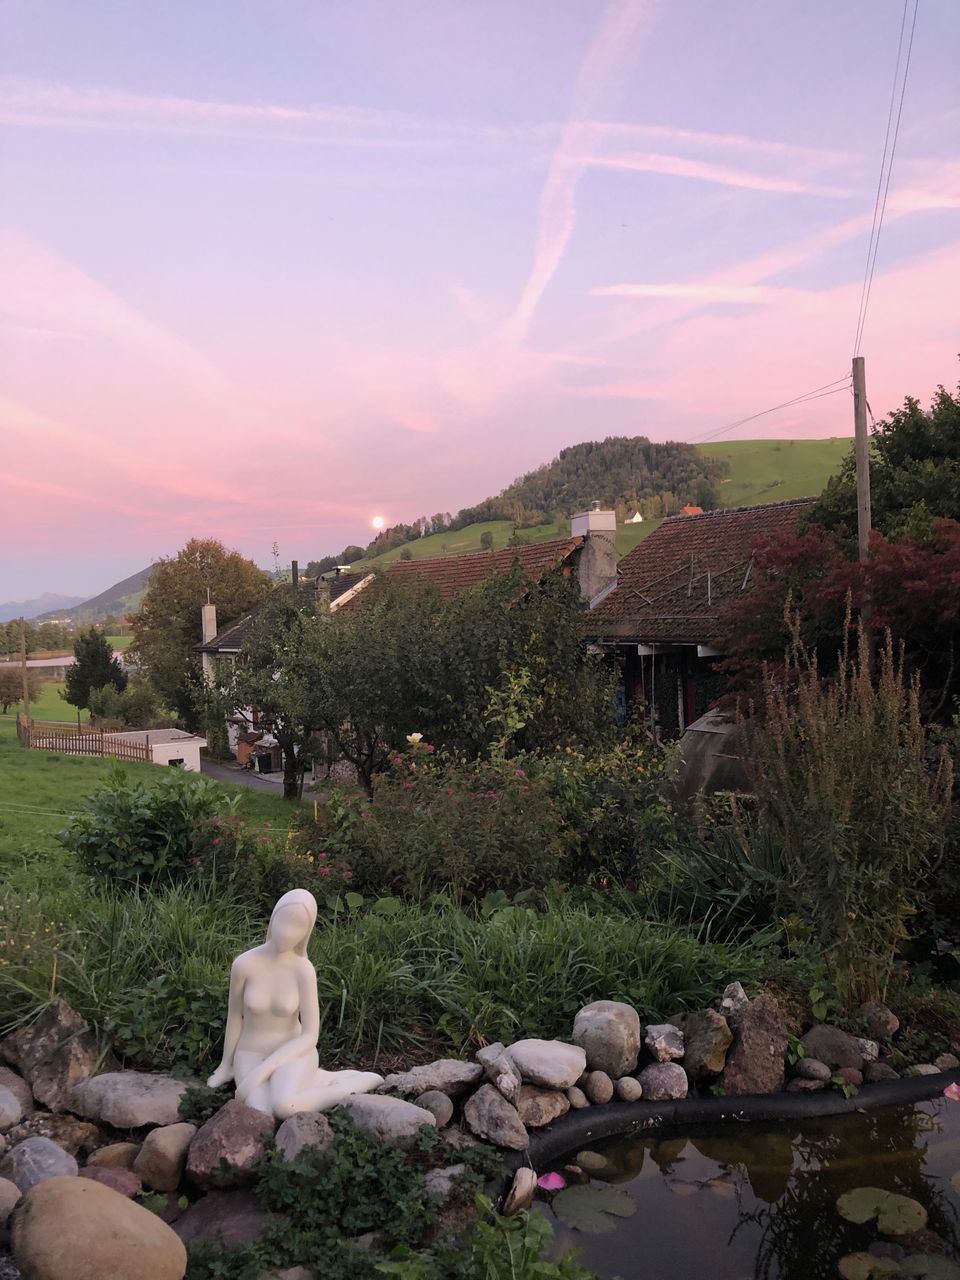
xmin=35 ymin=564 xmax=157 ymax=624
xmin=700 ymin=437 xmax=850 ymax=508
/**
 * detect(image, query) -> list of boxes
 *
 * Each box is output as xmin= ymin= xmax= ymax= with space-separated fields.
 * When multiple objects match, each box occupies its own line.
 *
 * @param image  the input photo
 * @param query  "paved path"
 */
xmin=201 ymin=759 xmax=285 ymax=792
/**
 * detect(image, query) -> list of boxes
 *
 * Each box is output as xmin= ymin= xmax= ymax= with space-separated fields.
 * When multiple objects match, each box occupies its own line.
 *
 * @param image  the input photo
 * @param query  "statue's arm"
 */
xmin=207 ymin=957 xmax=245 ymax=1087
xmin=233 ymin=963 xmax=320 ymax=1104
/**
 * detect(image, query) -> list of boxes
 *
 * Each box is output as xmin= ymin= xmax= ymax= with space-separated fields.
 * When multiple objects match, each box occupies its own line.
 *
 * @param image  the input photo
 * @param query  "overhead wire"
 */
xmin=689 ymin=376 xmax=852 ymax=444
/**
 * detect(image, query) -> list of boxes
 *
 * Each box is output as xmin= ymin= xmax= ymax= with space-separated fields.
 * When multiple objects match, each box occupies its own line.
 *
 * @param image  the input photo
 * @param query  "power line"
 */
xmin=690 ymin=376 xmax=851 ymax=444
xmin=853 ymin=0 xmax=919 ymax=357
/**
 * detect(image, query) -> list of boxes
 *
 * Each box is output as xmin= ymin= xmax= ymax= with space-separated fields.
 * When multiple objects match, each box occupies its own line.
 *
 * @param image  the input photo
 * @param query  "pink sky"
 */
xmin=1 ymin=0 xmax=958 ymax=598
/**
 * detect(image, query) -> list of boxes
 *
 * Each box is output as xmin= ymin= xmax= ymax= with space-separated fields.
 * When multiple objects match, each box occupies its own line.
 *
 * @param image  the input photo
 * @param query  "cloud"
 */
xmin=592 ymin=282 xmax=770 ymax=302
xmin=580 ymin=150 xmax=853 ymax=198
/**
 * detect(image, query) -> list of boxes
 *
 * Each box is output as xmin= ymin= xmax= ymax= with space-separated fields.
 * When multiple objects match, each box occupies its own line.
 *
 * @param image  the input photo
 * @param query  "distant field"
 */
xmin=701 ymin=437 xmax=849 ymax=508
xmin=107 ymin=634 xmax=134 ymax=649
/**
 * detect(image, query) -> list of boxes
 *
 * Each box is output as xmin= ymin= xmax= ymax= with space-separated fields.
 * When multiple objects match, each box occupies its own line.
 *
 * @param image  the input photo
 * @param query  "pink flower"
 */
xmin=445 ymin=787 xmax=454 ymax=795
xmin=403 ymin=783 xmax=413 ymax=790
xmin=212 ymin=838 xmax=222 ymax=847
xmin=537 ymin=1172 xmax=566 ymax=1191
xmin=318 ymin=852 xmax=327 ymax=859
xmin=485 ymin=789 xmax=496 ymax=798
xmin=318 ymin=867 xmax=331 ymax=877
xmin=263 ymin=823 xmax=271 ymax=828
xmin=944 ymin=1082 xmax=960 ymax=1101
xmin=514 ymin=768 xmax=525 ymax=777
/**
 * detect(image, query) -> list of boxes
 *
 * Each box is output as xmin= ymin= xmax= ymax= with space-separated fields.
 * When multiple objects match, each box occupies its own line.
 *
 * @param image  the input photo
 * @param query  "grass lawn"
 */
xmin=106 ymin=634 xmax=134 ymax=649
xmin=702 ymin=437 xmax=849 ymax=507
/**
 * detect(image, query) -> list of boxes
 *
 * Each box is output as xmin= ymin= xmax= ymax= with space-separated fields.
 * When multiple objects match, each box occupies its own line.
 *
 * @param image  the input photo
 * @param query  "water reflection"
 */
xmin=544 ymin=1102 xmax=960 ymax=1280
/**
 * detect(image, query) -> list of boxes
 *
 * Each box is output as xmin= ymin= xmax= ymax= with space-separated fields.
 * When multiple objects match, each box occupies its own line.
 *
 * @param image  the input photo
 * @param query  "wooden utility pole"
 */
xmin=19 ymin=617 xmax=30 ymax=726
xmin=852 ymin=356 xmax=874 ymax=663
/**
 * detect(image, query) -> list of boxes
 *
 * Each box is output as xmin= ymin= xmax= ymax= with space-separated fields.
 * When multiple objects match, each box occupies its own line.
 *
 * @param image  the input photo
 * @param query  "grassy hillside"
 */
xmin=35 ymin=564 xmax=156 ymax=625
xmin=700 ymin=437 xmax=850 ymax=508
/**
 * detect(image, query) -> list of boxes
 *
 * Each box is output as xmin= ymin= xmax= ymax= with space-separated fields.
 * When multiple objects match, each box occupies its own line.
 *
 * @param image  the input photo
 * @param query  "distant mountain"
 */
xmin=0 ymin=592 xmax=86 ymax=623
xmin=34 ymin=564 xmax=158 ymax=624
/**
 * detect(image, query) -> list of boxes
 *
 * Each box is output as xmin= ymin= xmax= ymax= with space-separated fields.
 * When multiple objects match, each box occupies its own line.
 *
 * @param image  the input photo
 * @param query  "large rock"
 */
xmin=378 ymin=1059 xmax=482 ymax=1098
xmin=133 ymin=1123 xmax=196 ymax=1192
xmin=68 ymin=1072 xmax=191 ymax=1129
xmin=865 ymin=1061 xmax=900 ymax=1083
xmin=87 ymin=1142 xmax=141 ymax=1170
xmin=0 ymin=1000 xmax=103 ymax=1113
xmin=4 ymin=1112 xmax=101 ymax=1158
xmin=463 ymin=1084 xmax=528 ymax=1150
xmin=0 ymin=1069 xmax=33 ymax=1116
xmin=475 ymin=1044 xmax=522 ymax=1106
xmin=12 ymin=1175 xmax=186 ymax=1280
xmin=643 ymin=1024 xmax=685 ymax=1064
xmin=0 ymin=1176 xmax=21 ymax=1228
xmin=274 ymin=1112 xmax=334 ymax=1163
xmin=637 ymin=1063 xmax=688 ymax=1101
xmin=719 ymin=994 xmax=788 ymax=1096
xmin=0 ymin=1137 xmax=78 ymax=1192
xmin=674 ymin=1010 xmax=733 ymax=1080
xmin=506 ymin=1040 xmax=586 ymax=1090
xmin=0 ymin=1086 xmax=23 ymax=1131
xmin=859 ymin=1001 xmax=900 ymax=1040
xmin=801 ymin=1025 xmax=864 ymax=1072
xmin=174 ymin=1188 xmax=272 ymax=1248
xmin=79 ymin=1165 xmax=142 ymax=1198
xmin=339 ymin=1095 xmax=436 ymax=1151
xmin=571 ymin=1001 xmax=641 ymax=1077
xmin=516 ymin=1085 xmax=570 ymax=1128
xmin=185 ymin=1100 xmax=275 ymax=1190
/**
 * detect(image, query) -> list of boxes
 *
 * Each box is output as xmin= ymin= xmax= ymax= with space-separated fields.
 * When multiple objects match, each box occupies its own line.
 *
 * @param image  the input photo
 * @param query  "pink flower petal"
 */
xmin=537 ymin=1171 xmax=567 ymax=1191
xmin=943 ymin=1082 xmax=960 ymax=1101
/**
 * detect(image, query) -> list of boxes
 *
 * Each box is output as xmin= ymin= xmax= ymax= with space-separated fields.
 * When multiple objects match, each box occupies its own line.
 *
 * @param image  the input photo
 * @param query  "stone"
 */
xmin=475 ymin=1045 xmax=522 ymax=1106
xmin=339 ymin=1094 xmax=436 ymax=1151
xmin=423 ymin=1164 xmax=466 ymax=1199
xmin=637 ymin=1062 xmax=688 ymax=1101
xmin=463 ymin=1085 xmax=528 ymax=1150
xmin=644 ymin=1024 xmax=685 ymax=1064
xmin=718 ymin=982 xmax=750 ymax=1028
xmin=934 ymin=1053 xmax=960 ymax=1072
xmin=274 ymin=1112 xmax=333 ymax=1163
xmin=4 ymin=1113 xmax=101 ymax=1158
xmin=86 ymin=1142 xmax=141 ymax=1169
xmin=577 ymin=1150 xmax=615 ymax=1177
xmin=802 ymin=1025 xmax=865 ymax=1072
xmin=571 ymin=1001 xmax=641 ymax=1077
xmin=0 ymin=1177 xmax=21 ymax=1228
xmin=785 ymin=1078 xmax=825 ymax=1093
xmin=566 ymin=1086 xmax=590 ymax=1109
xmin=11 ymin=1175 xmax=187 ymax=1280
xmin=0 ymin=1088 xmax=23 ymax=1132
xmin=516 ymin=1085 xmax=570 ymax=1128
xmin=864 ymin=1060 xmax=901 ymax=1083
xmin=68 ymin=1072 xmax=191 ymax=1129
xmin=506 ymin=1040 xmax=586 ymax=1091
xmin=674 ymin=1010 xmax=734 ymax=1080
xmin=186 ymin=1100 xmax=275 ymax=1190
xmin=795 ymin=1057 xmax=832 ymax=1082
xmin=174 ymin=1188 xmax=271 ymax=1248
xmin=583 ymin=1071 xmax=614 ymax=1105
xmin=0 ymin=1070 xmax=32 ymax=1118
xmin=837 ymin=1067 xmax=863 ymax=1088
xmin=905 ymin=1063 xmax=940 ymax=1077
xmin=79 ymin=1165 xmax=142 ymax=1197
xmin=856 ymin=1038 xmax=880 ymax=1063
xmin=859 ymin=1001 xmax=900 ymax=1040
xmin=379 ymin=1059 xmax=482 ymax=1098
xmin=414 ymin=1091 xmax=454 ymax=1129
xmin=0 ymin=1138 xmax=78 ymax=1192
xmin=134 ymin=1123 xmax=196 ymax=1192
xmin=0 ymin=1001 xmax=104 ymax=1113
xmin=502 ymin=1167 xmax=537 ymax=1217
xmin=718 ymin=994 xmax=788 ymax=1097
xmin=439 ymin=1126 xmax=480 ymax=1151
xmin=614 ymin=1076 xmax=643 ymax=1102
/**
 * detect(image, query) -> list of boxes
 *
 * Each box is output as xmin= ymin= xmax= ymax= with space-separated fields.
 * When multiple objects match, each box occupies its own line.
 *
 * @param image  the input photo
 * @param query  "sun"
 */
xmin=371 ymin=515 xmax=385 ymax=530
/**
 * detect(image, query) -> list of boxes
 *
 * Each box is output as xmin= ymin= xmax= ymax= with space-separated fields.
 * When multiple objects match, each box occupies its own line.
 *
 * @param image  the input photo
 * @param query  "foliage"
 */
xmin=63 ymin=627 xmax=127 ymax=710
xmin=0 ymin=667 xmax=42 ymax=714
xmin=132 ymin=538 xmax=271 ymax=723
xmin=87 ymin=676 xmax=166 ymax=728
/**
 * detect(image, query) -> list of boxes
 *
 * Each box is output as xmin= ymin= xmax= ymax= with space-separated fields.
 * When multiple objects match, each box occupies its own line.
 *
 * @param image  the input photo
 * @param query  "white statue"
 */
xmin=207 ymin=888 xmax=383 ymax=1117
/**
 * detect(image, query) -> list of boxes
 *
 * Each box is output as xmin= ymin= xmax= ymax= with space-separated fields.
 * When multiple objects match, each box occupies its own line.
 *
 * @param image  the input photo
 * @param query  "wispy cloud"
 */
xmin=581 ymin=151 xmax=853 ymax=198
xmin=592 ymin=282 xmax=771 ymax=302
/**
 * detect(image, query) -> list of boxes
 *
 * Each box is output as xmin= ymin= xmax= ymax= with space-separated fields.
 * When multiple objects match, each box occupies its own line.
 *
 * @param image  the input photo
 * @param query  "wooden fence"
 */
xmin=16 ymin=717 xmax=150 ymax=763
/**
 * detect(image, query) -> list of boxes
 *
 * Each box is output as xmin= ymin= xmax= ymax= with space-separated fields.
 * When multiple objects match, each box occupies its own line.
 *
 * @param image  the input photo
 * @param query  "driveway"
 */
xmin=201 ymin=759 xmax=285 ymax=792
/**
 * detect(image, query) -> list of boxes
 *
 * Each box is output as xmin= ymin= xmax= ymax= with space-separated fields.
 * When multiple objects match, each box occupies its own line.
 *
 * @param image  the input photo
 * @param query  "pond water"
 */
xmin=541 ymin=1100 xmax=960 ymax=1279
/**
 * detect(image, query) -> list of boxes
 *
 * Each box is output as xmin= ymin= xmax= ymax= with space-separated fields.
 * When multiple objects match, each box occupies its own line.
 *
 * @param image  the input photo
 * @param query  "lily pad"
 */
xmin=837 ymin=1187 xmax=928 ymax=1235
xmin=838 ymin=1255 xmax=902 ymax=1280
xmin=900 ymin=1258 xmax=960 ymax=1280
xmin=552 ymin=1184 xmax=637 ymax=1234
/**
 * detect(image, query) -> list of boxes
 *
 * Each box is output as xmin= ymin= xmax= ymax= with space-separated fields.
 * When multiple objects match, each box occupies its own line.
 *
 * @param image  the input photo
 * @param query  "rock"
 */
xmin=718 ymin=982 xmax=750 ymax=1028
xmin=0 ymin=1089 xmax=23 ymax=1132
xmin=11 ymin=1175 xmax=186 ymax=1280
xmin=905 ymin=1063 xmax=940 ymax=1077
xmin=463 ymin=1085 xmax=528 ymax=1150
xmin=134 ymin=1123 xmax=196 ymax=1192
xmin=502 ymin=1167 xmax=537 ymax=1217
xmin=566 ymin=1086 xmax=590 ymax=1109
xmin=274 ymin=1112 xmax=333 ymax=1163
xmin=379 ymin=1060 xmax=482 ymax=1098
xmin=801 ymin=1025 xmax=864 ymax=1072
xmin=856 ymin=1038 xmax=880 ymax=1063
xmin=571 ymin=1001 xmax=641 ymax=1077
xmin=785 ymin=1078 xmax=825 ymax=1093
xmin=837 ymin=1067 xmax=863 ymax=1088
xmin=68 ymin=1072 xmax=191 ymax=1129
xmin=516 ymin=1086 xmax=570 ymax=1128
xmin=577 ymin=1150 xmax=615 ymax=1177
xmin=423 ymin=1164 xmax=466 ymax=1199
xmin=506 ymin=1040 xmax=586 ymax=1091
xmin=674 ymin=1010 xmax=733 ymax=1080
xmin=414 ymin=1091 xmax=454 ymax=1129
xmin=637 ymin=1062 xmax=688 ymax=1101
xmin=615 ymin=1076 xmax=643 ymax=1102
xmin=0 ymin=1001 xmax=104 ymax=1113
xmin=864 ymin=1061 xmax=901 ymax=1083
xmin=583 ymin=1071 xmax=614 ymax=1105
xmin=476 ymin=1045 xmax=522 ymax=1106
xmin=644 ymin=1024 xmax=685 ymax=1064
xmin=718 ymin=994 xmax=788 ymax=1096
xmin=174 ymin=1188 xmax=271 ymax=1247
xmin=4 ymin=1113 xmax=101 ymax=1158
xmin=795 ymin=1057 xmax=832 ymax=1083
xmin=859 ymin=1001 xmax=900 ymax=1040
xmin=439 ymin=1126 xmax=480 ymax=1151
xmin=934 ymin=1053 xmax=960 ymax=1072
xmin=0 ymin=1138 xmax=78 ymax=1192
xmin=185 ymin=1100 xmax=275 ymax=1190
xmin=339 ymin=1095 xmax=436 ymax=1151
xmin=78 ymin=1165 xmax=142 ymax=1197
xmin=0 ymin=1071 xmax=32 ymax=1118
xmin=0 ymin=1177 xmax=21 ymax=1228
xmin=86 ymin=1142 xmax=141 ymax=1170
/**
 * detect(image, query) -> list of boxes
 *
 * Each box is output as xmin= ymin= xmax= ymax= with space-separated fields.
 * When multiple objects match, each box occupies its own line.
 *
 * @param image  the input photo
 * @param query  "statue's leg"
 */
xmin=271 ymin=1055 xmax=383 ymax=1118
xmin=233 ymin=1049 xmax=275 ymax=1116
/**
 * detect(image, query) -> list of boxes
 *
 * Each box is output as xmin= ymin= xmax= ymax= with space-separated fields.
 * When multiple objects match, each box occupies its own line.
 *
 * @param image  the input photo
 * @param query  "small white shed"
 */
xmin=103 ymin=729 xmax=207 ymax=772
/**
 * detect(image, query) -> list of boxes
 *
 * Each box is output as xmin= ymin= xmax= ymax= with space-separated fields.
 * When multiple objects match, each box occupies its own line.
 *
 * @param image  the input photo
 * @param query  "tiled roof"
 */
xmin=380 ymin=537 xmax=583 ymax=599
xmin=319 ymin=571 xmax=366 ymax=602
xmin=197 ymin=613 xmax=256 ymax=653
xmin=585 ymin=499 xmax=815 ymax=644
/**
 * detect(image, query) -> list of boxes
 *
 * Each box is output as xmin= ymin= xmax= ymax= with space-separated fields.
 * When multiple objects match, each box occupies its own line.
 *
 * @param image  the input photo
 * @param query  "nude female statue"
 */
xmin=207 ymin=888 xmax=383 ymax=1118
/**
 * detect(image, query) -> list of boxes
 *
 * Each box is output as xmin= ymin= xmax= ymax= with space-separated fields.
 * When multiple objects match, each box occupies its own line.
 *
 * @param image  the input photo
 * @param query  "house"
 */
xmin=626 ymin=511 xmax=644 ymax=524
xmin=681 ymin=505 xmax=704 ymax=516
xmin=584 ymin=499 xmax=815 ymax=738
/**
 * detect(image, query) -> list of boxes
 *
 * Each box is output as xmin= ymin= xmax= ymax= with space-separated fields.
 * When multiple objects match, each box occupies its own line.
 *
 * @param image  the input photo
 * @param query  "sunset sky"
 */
xmin=2 ymin=0 xmax=958 ymax=599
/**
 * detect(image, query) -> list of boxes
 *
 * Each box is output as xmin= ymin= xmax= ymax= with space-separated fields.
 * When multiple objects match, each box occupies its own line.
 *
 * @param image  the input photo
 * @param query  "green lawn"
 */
xmin=107 ymin=634 xmax=134 ymax=649
xmin=701 ymin=437 xmax=849 ymax=508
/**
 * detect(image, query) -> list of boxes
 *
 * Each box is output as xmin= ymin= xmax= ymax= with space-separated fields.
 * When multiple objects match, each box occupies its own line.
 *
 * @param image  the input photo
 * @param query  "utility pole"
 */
xmin=852 ymin=356 xmax=874 ymax=664
xmin=19 ymin=617 xmax=30 ymax=726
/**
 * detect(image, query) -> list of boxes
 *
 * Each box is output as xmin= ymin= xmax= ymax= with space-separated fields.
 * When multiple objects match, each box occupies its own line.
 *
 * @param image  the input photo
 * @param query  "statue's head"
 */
xmin=267 ymin=888 xmax=318 ymax=956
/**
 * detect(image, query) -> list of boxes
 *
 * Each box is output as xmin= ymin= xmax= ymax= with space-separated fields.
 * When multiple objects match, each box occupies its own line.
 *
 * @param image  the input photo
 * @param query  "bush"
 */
xmin=88 ymin=677 xmax=166 ymax=729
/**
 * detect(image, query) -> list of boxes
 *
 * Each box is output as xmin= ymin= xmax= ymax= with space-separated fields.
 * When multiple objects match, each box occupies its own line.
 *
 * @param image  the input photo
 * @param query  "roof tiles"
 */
xmin=382 ymin=537 xmax=583 ymax=599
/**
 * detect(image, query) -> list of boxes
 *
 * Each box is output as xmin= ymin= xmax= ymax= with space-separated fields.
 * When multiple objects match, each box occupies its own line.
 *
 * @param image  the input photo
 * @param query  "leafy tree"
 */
xmin=479 ymin=531 xmax=494 ymax=551
xmin=64 ymin=628 xmax=127 ymax=710
xmin=132 ymin=538 xmax=271 ymax=724
xmin=341 ymin=545 xmax=364 ymax=563
xmin=88 ymin=677 xmax=164 ymax=728
xmin=0 ymin=668 xmax=41 ymax=714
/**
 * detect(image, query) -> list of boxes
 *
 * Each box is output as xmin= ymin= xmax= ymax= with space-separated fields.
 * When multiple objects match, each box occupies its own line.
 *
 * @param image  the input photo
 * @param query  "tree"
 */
xmin=132 ymin=538 xmax=271 ymax=724
xmin=0 ymin=668 xmax=41 ymax=714
xmin=64 ymin=628 xmax=127 ymax=710
xmin=479 ymin=531 xmax=494 ymax=551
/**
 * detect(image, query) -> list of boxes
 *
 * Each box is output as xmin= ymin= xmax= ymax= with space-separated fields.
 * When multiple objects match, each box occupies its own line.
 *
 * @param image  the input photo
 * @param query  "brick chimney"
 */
xmin=571 ymin=504 xmax=617 ymax=606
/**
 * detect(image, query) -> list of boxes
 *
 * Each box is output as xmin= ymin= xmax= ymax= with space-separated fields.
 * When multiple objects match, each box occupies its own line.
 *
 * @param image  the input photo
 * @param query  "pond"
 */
xmin=540 ymin=1099 xmax=960 ymax=1279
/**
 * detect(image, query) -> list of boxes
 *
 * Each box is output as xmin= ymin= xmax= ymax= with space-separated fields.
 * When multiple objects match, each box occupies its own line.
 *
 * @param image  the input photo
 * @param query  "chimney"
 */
xmin=291 ymin=560 xmax=299 ymax=591
xmin=200 ymin=602 xmax=218 ymax=685
xmin=570 ymin=505 xmax=617 ymax=606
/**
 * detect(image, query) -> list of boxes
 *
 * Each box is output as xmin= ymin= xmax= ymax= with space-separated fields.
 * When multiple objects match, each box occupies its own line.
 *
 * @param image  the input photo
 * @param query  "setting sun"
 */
xmin=371 ymin=515 xmax=385 ymax=530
